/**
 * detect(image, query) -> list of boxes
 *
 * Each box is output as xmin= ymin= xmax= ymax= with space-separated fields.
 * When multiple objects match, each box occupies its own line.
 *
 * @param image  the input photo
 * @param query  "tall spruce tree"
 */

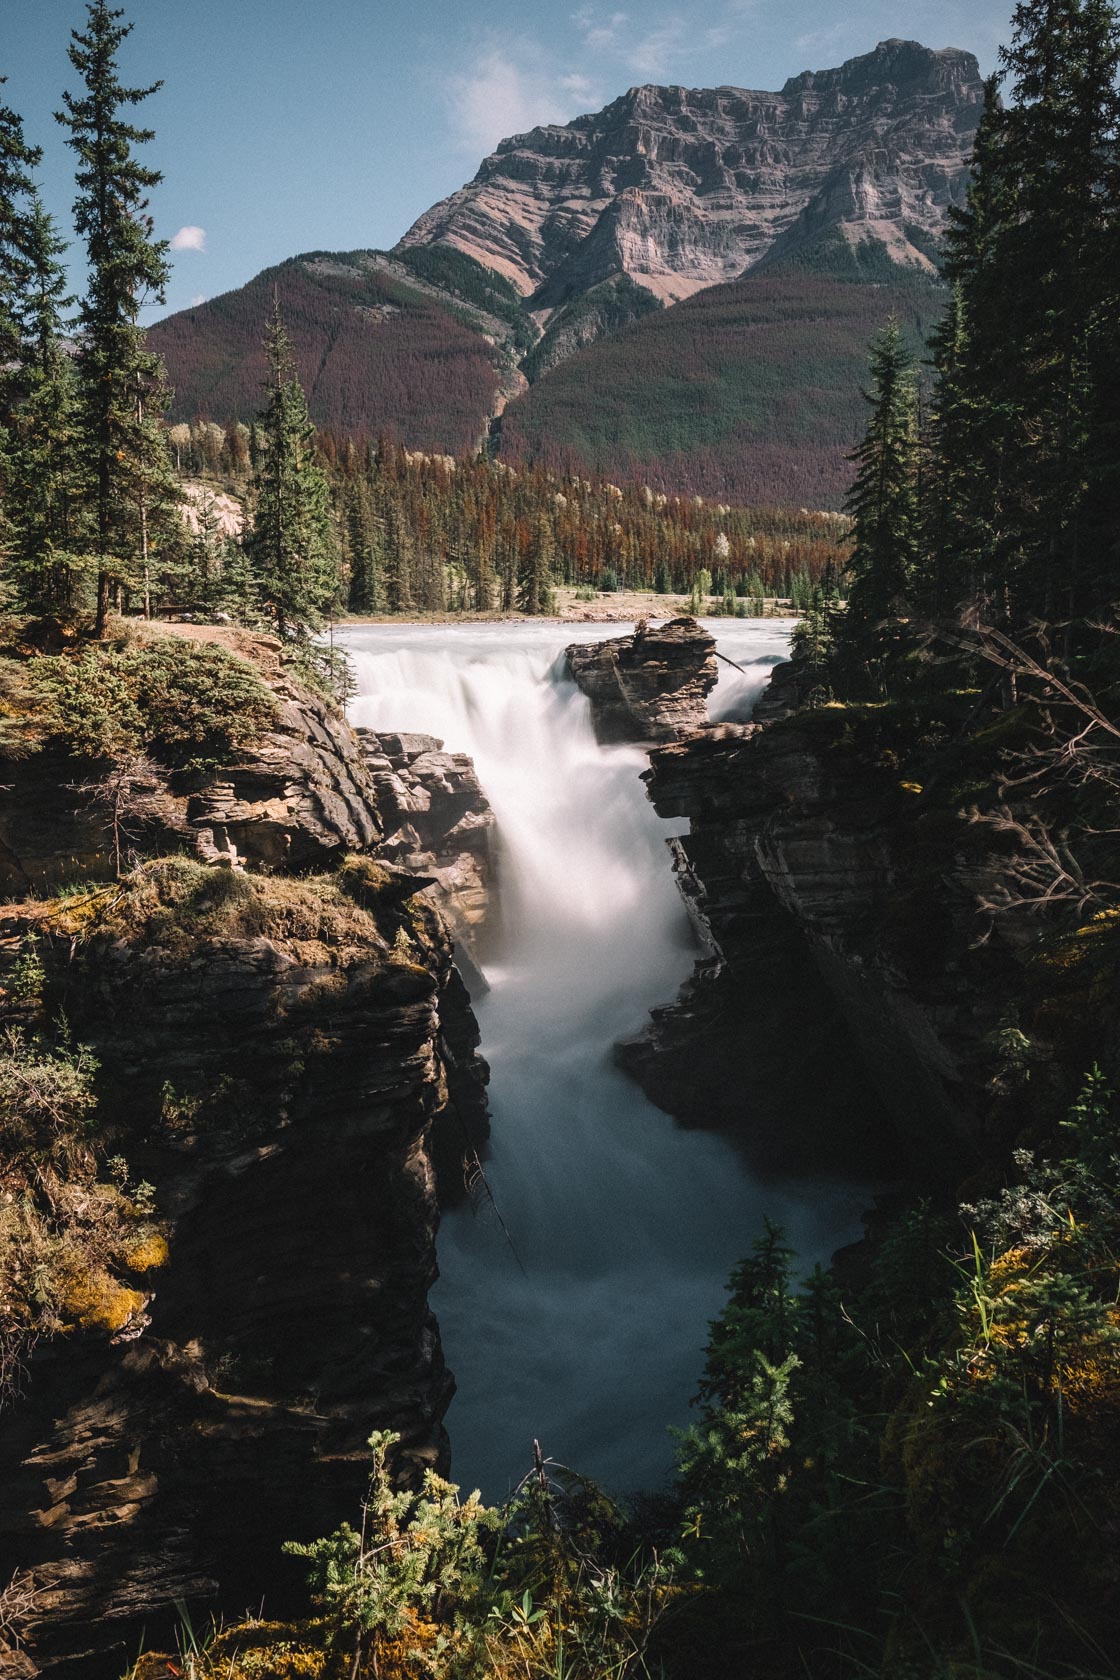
xmin=933 ymin=6 xmax=1120 ymax=631
xmin=998 ymin=0 xmax=1120 ymax=624
xmin=0 ymin=79 xmax=39 ymax=373
xmin=345 ymin=479 xmax=381 ymax=615
xmin=517 ymin=513 xmax=554 ymax=615
xmin=6 ymin=195 xmax=82 ymax=610
xmin=934 ymin=76 xmax=1022 ymax=617
xmin=382 ymin=499 xmax=413 ymax=614
xmin=57 ymin=1 xmax=174 ymax=636
xmin=840 ymin=320 xmax=920 ymax=684
xmin=0 ymin=79 xmax=41 ymax=571
xmin=246 ymin=301 xmax=340 ymax=637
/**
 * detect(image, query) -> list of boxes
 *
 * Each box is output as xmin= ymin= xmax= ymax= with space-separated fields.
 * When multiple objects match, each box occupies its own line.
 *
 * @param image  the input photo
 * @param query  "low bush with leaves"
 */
xmin=128 ymin=1433 xmax=681 ymax=1680
xmin=665 ymin=1073 xmax=1120 ymax=1678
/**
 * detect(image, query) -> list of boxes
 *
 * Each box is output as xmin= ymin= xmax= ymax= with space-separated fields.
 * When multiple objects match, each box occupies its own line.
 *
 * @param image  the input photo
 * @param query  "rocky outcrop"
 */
xmin=566 ymin=618 xmax=718 ymax=745
xmin=401 ymin=41 xmax=983 ymax=312
xmin=749 ymin=658 xmax=809 ymax=725
xmin=622 ymin=685 xmax=1093 ymax=1172
xmin=187 ymin=672 xmax=381 ymax=871
xmin=0 ymin=886 xmax=485 ymax=1676
xmin=0 ymin=638 xmax=381 ymax=896
xmin=357 ymin=731 xmax=495 ymax=972
xmin=0 ymin=641 xmax=491 ymax=1676
xmin=615 ymin=720 xmax=897 ymax=1172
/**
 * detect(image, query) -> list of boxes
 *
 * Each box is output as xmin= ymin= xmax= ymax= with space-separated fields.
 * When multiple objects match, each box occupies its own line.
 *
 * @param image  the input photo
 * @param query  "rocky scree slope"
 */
xmin=0 ymin=628 xmax=490 ymax=1676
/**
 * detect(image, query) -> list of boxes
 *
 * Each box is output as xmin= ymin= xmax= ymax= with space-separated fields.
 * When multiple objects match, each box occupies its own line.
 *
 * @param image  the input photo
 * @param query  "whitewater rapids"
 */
xmin=344 ymin=620 xmax=863 ymax=1499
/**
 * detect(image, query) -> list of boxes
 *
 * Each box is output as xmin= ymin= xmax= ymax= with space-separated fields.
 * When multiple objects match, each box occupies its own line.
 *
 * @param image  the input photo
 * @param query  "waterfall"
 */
xmin=343 ymin=621 xmax=861 ymax=1499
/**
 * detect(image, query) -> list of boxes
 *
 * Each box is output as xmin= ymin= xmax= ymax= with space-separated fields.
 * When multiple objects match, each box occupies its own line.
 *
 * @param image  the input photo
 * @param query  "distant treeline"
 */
xmin=172 ymin=416 xmax=847 ymax=616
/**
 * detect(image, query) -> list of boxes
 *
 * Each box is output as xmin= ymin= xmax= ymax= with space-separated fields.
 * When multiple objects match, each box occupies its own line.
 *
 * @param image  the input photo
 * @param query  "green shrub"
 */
xmin=34 ymin=639 xmax=279 ymax=769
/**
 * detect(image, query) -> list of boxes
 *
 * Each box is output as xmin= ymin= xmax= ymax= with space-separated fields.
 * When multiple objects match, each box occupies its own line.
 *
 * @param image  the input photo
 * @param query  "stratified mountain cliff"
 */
xmin=150 ymin=40 xmax=983 ymax=506
xmin=401 ymin=41 xmax=981 ymax=306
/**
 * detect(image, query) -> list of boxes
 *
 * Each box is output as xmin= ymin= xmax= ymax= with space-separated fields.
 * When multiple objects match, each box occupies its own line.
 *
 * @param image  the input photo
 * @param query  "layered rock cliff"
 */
xmin=402 ymin=40 xmax=983 ymax=314
xmin=565 ymin=617 xmax=718 ymax=745
xmin=622 ymin=670 xmax=1114 ymax=1173
xmin=358 ymin=730 xmax=496 ymax=973
xmin=0 ymin=630 xmax=490 ymax=1676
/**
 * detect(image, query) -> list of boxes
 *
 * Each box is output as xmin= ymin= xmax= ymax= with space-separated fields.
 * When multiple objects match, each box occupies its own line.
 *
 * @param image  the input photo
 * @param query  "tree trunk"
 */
xmin=94 ymin=569 xmax=110 ymax=640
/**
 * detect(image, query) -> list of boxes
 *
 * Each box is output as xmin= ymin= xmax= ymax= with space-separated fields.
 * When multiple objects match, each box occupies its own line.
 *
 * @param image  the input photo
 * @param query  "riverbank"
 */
xmin=338 ymin=586 xmax=796 ymax=627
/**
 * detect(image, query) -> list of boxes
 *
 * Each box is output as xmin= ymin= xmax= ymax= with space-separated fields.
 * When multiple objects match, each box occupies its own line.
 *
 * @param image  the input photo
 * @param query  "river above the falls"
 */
xmin=343 ymin=619 xmax=865 ymax=1500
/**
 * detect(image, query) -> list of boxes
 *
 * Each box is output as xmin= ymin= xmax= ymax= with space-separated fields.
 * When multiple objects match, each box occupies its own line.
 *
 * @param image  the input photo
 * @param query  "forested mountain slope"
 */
xmin=498 ymin=257 xmax=945 ymax=505
xmin=151 ymin=248 xmax=524 ymax=454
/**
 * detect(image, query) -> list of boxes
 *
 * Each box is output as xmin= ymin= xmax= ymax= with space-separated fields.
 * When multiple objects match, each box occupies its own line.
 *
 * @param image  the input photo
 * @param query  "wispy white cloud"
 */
xmin=793 ymin=22 xmax=856 ymax=58
xmin=170 ymin=225 xmax=207 ymax=252
xmin=573 ymin=6 xmax=630 ymax=51
xmin=571 ymin=5 xmax=683 ymax=78
xmin=445 ymin=0 xmax=771 ymax=158
xmin=569 ymin=3 xmax=757 ymax=86
xmin=190 ymin=293 xmax=208 ymax=307
xmin=447 ymin=43 xmax=604 ymax=155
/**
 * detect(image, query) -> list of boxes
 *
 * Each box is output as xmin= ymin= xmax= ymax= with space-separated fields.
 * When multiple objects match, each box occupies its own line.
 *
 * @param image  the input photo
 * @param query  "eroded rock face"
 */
xmin=0 ymin=909 xmax=485 ymax=1676
xmin=187 ymin=675 xmax=381 ymax=870
xmin=358 ymin=730 xmax=496 ymax=972
xmin=0 ymin=651 xmax=491 ymax=1676
xmin=623 ymin=690 xmax=1072 ymax=1168
xmin=566 ymin=618 xmax=717 ymax=745
xmin=401 ymin=41 xmax=983 ymax=312
xmin=0 ymin=668 xmax=381 ymax=895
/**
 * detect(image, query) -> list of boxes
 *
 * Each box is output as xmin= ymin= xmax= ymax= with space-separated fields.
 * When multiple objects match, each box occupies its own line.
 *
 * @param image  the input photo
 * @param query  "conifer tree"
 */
xmin=345 ymin=480 xmax=381 ymax=615
xmin=517 ymin=513 xmax=554 ymax=615
xmin=57 ymin=1 xmax=174 ymax=635
xmin=0 ymin=80 xmax=41 ymax=569
xmin=923 ymin=284 xmax=976 ymax=617
xmin=6 ymin=196 xmax=83 ymax=609
xmin=934 ymin=76 xmax=1021 ymax=617
xmin=998 ymin=0 xmax=1120 ymax=622
xmin=246 ymin=300 xmax=341 ymax=636
xmin=382 ymin=498 xmax=413 ymax=614
xmin=840 ymin=319 xmax=919 ymax=683
xmin=0 ymin=81 xmax=38 ymax=358
xmin=932 ymin=7 xmax=1120 ymax=629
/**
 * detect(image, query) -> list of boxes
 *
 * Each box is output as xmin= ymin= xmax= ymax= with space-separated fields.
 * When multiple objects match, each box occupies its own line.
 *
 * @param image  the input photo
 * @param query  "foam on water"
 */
xmin=343 ymin=619 xmax=861 ymax=1499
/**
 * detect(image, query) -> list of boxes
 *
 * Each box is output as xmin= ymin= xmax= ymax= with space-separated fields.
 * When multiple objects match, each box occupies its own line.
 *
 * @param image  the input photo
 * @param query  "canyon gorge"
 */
xmin=1 ymin=615 xmax=1108 ymax=1673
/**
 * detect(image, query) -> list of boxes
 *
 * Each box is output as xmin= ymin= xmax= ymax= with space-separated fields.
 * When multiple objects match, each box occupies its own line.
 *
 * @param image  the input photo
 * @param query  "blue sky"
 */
xmin=4 ymin=0 xmax=1015 ymax=322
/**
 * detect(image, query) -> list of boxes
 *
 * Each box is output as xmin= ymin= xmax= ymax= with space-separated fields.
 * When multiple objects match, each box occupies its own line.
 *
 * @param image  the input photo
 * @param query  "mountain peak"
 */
xmin=400 ymin=39 xmax=983 ymax=309
xmin=782 ymin=38 xmax=983 ymax=98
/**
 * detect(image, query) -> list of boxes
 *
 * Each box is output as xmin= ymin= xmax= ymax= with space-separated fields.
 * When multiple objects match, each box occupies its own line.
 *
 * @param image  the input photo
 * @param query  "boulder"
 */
xmin=565 ymin=617 xmax=718 ymax=745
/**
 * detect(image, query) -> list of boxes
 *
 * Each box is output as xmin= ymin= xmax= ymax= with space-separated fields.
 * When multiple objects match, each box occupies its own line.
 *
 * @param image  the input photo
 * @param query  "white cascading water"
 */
xmin=343 ymin=621 xmax=863 ymax=1499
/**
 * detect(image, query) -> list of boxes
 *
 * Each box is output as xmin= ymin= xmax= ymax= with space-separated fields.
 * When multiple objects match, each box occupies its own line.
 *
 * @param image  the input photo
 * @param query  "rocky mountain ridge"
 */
xmin=402 ymin=40 xmax=982 ymax=329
